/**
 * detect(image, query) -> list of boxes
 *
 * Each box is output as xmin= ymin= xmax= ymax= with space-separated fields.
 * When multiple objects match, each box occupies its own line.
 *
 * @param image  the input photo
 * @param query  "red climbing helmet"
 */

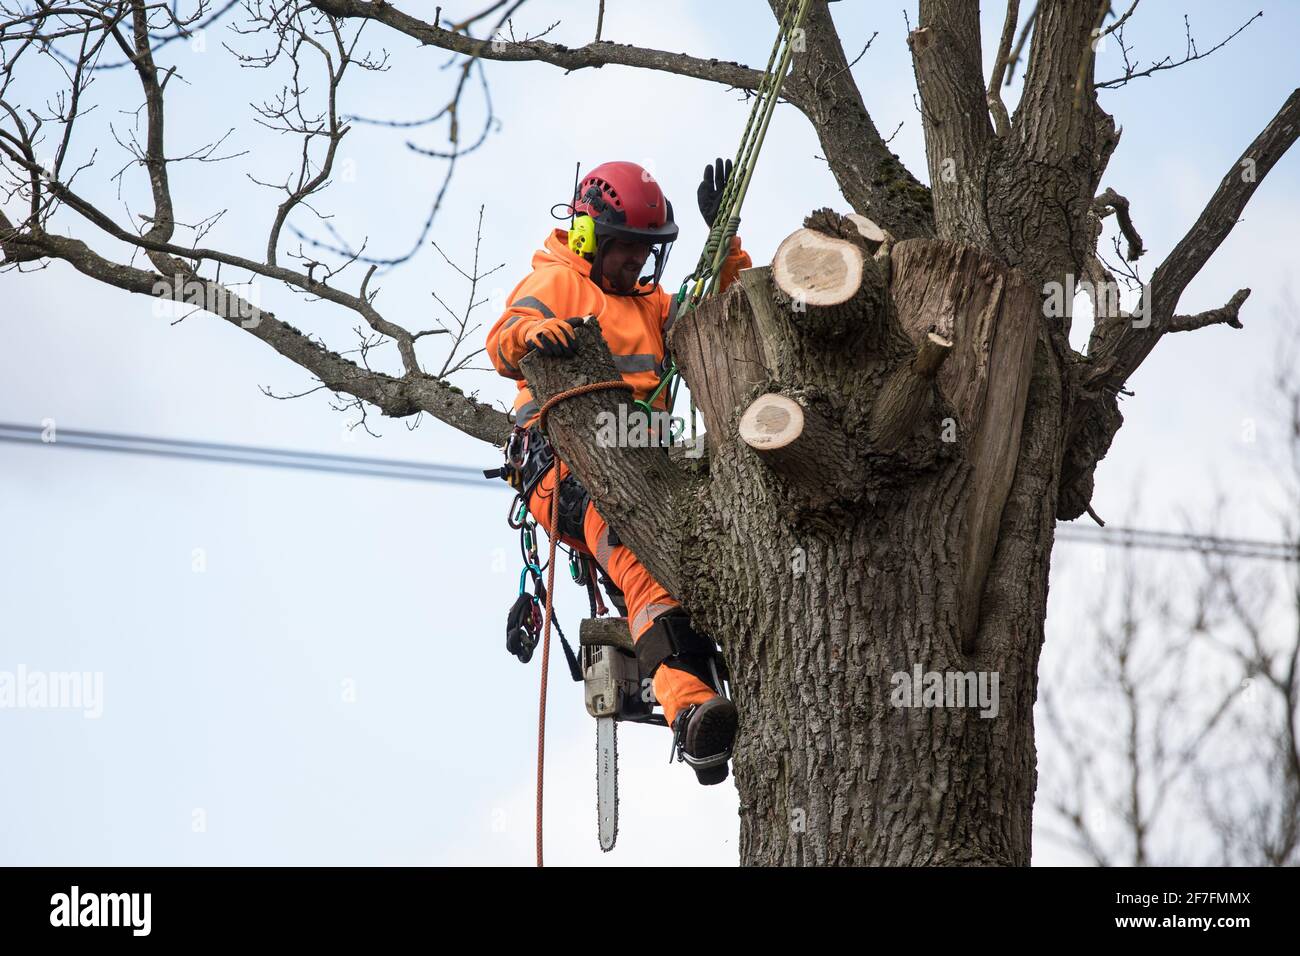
xmin=572 ymin=161 xmax=678 ymax=295
xmin=575 ymin=161 xmax=680 ymax=242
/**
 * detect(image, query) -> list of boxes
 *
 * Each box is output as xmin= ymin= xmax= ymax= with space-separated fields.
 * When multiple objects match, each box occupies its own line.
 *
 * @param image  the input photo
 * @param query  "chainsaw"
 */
xmin=579 ymin=618 xmax=665 ymax=851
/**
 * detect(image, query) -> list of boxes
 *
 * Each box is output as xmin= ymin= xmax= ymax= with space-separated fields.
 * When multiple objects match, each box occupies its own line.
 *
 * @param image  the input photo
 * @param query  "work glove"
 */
xmin=525 ymin=315 xmax=583 ymax=358
xmin=697 ymin=157 xmax=733 ymax=228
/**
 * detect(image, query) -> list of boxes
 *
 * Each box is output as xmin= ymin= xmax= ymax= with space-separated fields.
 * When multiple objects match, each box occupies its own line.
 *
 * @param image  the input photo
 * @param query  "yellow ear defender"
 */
xmin=568 ymin=214 xmax=597 ymax=257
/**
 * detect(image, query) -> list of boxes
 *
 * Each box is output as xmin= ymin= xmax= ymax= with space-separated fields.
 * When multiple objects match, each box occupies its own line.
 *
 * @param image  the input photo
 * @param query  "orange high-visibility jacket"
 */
xmin=487 ymin=228 xmax=752 ymax=426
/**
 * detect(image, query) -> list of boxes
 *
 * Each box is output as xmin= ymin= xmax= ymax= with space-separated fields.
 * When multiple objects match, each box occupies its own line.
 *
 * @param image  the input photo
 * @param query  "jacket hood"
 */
xmin=535 ymin=228 xmax=593 ymax=278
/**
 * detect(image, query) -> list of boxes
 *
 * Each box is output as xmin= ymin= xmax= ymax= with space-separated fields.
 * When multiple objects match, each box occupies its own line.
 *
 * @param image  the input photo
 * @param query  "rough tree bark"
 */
xmin=3 ymin=0 xmax=1295 ymax=866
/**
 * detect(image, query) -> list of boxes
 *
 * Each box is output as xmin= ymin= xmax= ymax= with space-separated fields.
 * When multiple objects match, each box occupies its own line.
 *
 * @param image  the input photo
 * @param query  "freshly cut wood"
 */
xmin=846 ymin=213 xmax=887 ymax=254
xmin=770 ymin=226 xmax=893 ymax=341
xmin=771 ymin=227 xmax=864 ymax=308
xmin=913 ymin=330 xmax=954 ymax=376
xmin=739 ymin=392 xmax=852 ymax=496
xmin=739 ymin=393 xmax=804 ymax=451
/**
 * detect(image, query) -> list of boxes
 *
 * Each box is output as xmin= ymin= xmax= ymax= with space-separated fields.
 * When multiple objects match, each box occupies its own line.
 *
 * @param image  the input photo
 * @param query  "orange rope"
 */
xmin=533 ymin=379 xmax=632 ymax=868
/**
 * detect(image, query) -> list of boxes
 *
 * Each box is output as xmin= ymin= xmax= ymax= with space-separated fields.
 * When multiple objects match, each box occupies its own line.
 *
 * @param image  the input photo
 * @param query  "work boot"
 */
xmin=636 ymin=608 xmax=736 ymax=784
xmin=671 ymin=695 xmax=738 ymax=786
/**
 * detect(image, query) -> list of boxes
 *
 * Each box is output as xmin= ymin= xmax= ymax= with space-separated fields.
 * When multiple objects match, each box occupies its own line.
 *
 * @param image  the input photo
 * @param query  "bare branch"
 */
xmin=1097 ymin=11 xmax=1264 ymax=90
xmin=781 ymin=0 xmax=931 ymax=238
xmin=1093 ymin=186 xmax=1144 ymax=260
xmin=0 ymin=208 xmax=511 ymax=443
xmin=1085 ymin=88 xmax=1300 ymax=392
xmin=1004 ymin=1 xmax=1037 ymax=86
xmin=987 ymin=0 xmax=1019 ymax=137
xmin=306 ymin=0 xmax=770 ymax=93
xmin=312 ymin=0 xmax=934 ymax=239
xmin=1071 ymin=1 xmax=1108 ymax=112
xmin=907 ymin=1 xmax=992 ymax=242
xmin=1167 ymin=288 xmax=1250 ymax=334
xmin=1014 ymin=0 xmax=1109 ymax=162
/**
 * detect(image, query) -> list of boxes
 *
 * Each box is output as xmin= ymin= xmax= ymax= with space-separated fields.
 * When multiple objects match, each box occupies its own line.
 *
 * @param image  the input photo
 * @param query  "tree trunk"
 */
xmin=691 ymin=240 xmax=1054 ymax=866
xmin=719 ymin=335 xmax=1063 ymax=865
xmin=524 ymin=210 xmax=1065 ymax=866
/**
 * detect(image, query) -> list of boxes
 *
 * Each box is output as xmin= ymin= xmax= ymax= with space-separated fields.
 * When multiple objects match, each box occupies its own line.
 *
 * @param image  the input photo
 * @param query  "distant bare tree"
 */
xmin=1041 ymin=313 xmax=1300 ymax=867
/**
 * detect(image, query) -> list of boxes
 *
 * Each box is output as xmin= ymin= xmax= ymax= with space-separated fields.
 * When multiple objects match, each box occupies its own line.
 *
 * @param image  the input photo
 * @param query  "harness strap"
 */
xmin=634 ymin=609 xmax=724 ymax=684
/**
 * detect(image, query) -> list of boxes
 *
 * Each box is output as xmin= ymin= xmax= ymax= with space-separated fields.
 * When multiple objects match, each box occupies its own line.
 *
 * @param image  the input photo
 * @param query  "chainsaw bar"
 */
xmin=596 ymin=716 xmax=618 ymax=851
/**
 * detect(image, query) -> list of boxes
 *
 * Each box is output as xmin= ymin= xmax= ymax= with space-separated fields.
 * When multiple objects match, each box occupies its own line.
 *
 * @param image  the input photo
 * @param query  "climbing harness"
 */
xmin=485 ymin=419 xmax=624 ymax=673
xmin=504 ymin=498 xmax=583 ymax=679
xmin=636 ymin=0 xmax=813 ymax=442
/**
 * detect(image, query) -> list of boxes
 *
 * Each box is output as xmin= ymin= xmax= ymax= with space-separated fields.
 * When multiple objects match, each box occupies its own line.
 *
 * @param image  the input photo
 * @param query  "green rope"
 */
xmin=639 ymin=0 xmax=813 ymax=434
xmin=699 ymin=0 xmax=810 ymax=295
xmin=693 ymin=0 xmax=798 ymax=287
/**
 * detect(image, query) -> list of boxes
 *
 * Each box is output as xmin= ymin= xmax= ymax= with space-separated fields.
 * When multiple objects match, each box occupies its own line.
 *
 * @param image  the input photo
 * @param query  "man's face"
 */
xmin=599 ymin=238 xmax=653 ymax=293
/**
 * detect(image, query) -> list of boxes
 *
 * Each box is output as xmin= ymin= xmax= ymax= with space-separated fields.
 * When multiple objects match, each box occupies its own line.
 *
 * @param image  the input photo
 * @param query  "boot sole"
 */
xmin=686 ymin=697 xmax=738 ymax=786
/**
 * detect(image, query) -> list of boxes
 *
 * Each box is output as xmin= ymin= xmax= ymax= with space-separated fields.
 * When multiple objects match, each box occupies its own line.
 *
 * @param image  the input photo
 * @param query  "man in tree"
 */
xmin=486 ymin=159 xmax=751 ymax=784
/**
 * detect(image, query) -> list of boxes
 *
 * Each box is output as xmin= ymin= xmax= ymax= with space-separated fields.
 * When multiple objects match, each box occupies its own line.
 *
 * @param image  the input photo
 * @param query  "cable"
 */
xmin=4 ymin=420 xmax=1295 ymax=561
xmin=0 ymin=421 xmax=488 ymax=489
xmin=1056 ymin=525 xmax=1298 ymax=562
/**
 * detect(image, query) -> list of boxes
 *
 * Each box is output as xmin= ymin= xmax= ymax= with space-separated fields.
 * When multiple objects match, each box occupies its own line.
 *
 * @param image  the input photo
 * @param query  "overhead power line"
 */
xmin=0 ymin=421 xmax=489 ymax=488
xmin=1056 ymin=525 xmax=1298 ymax=562
xmin=3 ymin=421 xmax=1296 ymax=561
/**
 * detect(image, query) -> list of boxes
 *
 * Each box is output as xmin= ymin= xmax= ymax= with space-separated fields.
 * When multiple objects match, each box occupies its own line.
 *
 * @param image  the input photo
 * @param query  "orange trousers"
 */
xmin=528 ymin=462 xmax=716 ymax=729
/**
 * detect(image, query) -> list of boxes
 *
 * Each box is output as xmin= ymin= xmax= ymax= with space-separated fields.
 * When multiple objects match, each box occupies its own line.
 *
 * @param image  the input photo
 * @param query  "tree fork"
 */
xmin=670 ymin=210 xmax=900 ymax=451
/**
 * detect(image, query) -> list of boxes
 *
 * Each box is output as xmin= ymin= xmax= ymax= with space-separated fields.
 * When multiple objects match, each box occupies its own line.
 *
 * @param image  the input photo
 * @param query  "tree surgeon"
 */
xmin=486 ymin=159 xmax=752 ymax=783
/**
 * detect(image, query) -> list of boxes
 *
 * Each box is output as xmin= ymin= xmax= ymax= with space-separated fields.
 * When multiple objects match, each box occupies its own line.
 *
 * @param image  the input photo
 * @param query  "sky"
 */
xmin=1 ymin=1 xmax=1297 ymax=866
